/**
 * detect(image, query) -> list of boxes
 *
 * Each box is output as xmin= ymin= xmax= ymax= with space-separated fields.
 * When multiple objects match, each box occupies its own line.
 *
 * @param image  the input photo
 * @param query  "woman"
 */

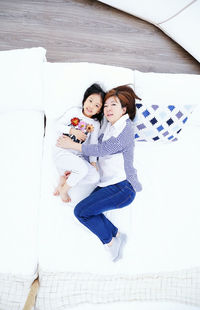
xmin=56 ymin=85 xmax=142 ymax=262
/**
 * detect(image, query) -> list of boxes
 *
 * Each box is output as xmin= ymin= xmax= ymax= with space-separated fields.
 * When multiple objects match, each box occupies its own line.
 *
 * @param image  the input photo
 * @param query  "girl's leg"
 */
xmin=74 ymin=181 xmax=136 ymax=244
xmin=55 ymin=154 xmax=89 ymax=202
xmin=59 ymin=182 xmax=71 ymax=203
xmin=53 ymin=175 xmax=67 ymax=196
xmin=82 ymin=160 xmax=100 ymax=185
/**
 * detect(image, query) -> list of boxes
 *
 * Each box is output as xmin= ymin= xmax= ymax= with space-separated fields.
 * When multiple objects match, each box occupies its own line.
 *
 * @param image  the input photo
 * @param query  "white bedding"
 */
xmin=37 ymin=64 xmax=200 ymax=309
xmin=39 ymin=64 xmax=200 ymax=274
xmin=36 ymin=126 xmax=200 ymax=309
xmin=36 ymin=266 xmax=200 ymax=309
xmin=39 ymin=62 xmax=136 ymax=274
xmin=1 ymin=48 xmax=198 ymax=308
xmin=132 ymin=123 xmax=200 ymax=272
xmin=38 ymin=115 xmax=200 ymax=274
xmin=0 ymin=272 xmax=37 ymax=310
xmin=0 ymin=111 xmax=44 ymax=275
xmin=0 ymin=47 xmax=46 ymax=112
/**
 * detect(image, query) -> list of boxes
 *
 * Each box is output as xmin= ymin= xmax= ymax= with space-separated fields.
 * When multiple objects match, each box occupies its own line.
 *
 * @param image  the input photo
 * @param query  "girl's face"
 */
xmin=83 ymin=94 xmax=103 ymax=118
xmin=104 ymin=96 xmax=126 ymax=125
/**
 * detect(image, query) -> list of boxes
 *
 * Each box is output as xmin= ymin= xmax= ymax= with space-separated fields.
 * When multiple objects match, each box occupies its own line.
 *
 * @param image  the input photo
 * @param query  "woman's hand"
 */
xmin=56 ymin=135 xmax=82 ymax=152
xmin=70 ymin=128 xmax=87 ymax=142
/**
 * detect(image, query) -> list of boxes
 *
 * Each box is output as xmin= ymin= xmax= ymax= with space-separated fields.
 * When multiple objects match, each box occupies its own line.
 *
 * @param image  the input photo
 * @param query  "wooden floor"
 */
xmin=0 ymin=0 xmax=200 ymax=74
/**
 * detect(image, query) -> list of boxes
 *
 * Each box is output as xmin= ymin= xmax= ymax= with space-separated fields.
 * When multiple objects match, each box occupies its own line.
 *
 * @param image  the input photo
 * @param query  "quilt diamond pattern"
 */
xmin=133 ymin=103 xmax=193 ymax=142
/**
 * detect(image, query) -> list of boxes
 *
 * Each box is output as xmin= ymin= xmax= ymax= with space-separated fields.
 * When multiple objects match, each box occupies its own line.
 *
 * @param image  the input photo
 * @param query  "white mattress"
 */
xmin=37 ymin=104 xmax=200 ymax=309
xmin=0 ymin=111 xmax=44 ymax=275
xmin=39 ymin=62 xmax=137 ymax=274
xmin=0 ymin=47 xmax=46 ymax=310
xmin=37 ymin=63 xmax=200 ymax=308
xmin=38 ymin=114 xmax=200 ymax=275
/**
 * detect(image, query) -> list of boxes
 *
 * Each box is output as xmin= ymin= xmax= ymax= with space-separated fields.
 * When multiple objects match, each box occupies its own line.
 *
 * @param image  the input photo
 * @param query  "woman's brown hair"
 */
xmin=104 ymin=85 xmax=141 ymax=120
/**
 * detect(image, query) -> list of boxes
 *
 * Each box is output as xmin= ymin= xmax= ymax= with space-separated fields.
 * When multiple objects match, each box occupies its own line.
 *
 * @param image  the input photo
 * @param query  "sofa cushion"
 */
xmin=97 ymin=0 xmax=191 ymax=24
xmin=0 ymin=47 xmax=46 ymax=113
xmin=160 ymin=0 xmax=200 ymax=62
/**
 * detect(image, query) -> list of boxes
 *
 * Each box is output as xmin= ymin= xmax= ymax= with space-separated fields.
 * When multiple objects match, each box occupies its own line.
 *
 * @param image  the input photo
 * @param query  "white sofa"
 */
xmin=97 ymin=0 xmax=200 ymax=63
xmin=0 ymin=47 xmax=200 ymax=310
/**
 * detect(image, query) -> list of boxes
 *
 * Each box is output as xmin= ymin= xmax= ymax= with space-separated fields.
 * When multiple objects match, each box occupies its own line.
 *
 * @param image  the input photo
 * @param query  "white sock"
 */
xmin=105 ymin=237 xmax=122 ymax=261
xmin=105 ymin=232 xmax=127 ymax=262
xmin=115 ymin=233 xmax=127 ymax=262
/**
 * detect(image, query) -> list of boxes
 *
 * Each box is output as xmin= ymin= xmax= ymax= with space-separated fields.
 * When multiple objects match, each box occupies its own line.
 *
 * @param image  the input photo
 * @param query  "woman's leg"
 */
xmin=74 ymin=180 xmax=136 ymax=244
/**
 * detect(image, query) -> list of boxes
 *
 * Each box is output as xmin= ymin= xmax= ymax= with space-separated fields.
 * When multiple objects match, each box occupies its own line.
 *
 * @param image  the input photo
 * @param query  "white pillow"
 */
xmin=134 ymin=70 xmax=200 ymax=109
xmin=133 ymin=70 xmax=200 ymax=141
xmin=0 ymin=47 xmax=46 ymax=112
xmin=43 ymin=62 xmax=134 ymax=119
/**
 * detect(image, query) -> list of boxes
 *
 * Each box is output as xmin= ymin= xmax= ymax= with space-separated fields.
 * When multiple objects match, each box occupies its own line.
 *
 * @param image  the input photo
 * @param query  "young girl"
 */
xmin=56 ymin=85 xmax=142 ymax=262
xmin=54 ymin=83 xmax=105 ymax=203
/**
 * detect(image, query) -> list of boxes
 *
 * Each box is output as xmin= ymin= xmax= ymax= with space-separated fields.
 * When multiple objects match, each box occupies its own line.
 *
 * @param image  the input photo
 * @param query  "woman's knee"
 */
xmin=74 ymin=204 xmax=80 ymax=219
xmin=74 ymin=201 xmax=85 ymax=219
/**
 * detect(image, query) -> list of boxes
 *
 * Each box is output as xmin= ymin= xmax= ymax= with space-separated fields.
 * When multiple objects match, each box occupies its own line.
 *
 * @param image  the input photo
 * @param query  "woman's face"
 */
xmin=83 ymin=94 xmax=102 ymax=118
xmin=104 ymin=96 xmax=126 ymax=125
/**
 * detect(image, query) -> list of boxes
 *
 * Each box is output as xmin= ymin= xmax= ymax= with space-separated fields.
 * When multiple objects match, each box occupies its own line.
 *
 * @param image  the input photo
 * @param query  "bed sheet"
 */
xmin=131 ymin=122 xmax=200 ymax=273
xmin=38 ymin=117 xmax=131 ymax=274
xmin=39 ymin=61 xmax=137 ymax=274
xmin=38 ymin=109 xmax=200 ymax=275
xmin=38 ymin=63 xmax=200 ymax=308
xmin=0 ymin=110 xmax=44 ymax=275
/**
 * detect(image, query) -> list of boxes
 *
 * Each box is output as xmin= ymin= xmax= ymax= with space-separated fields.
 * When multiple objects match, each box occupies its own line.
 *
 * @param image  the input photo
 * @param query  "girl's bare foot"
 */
xmin=60 ymin=190 xmax=71 ymax=203
xmin=53 ymin=188 xmax=60 ymax=196
xmin=59 ymin=182 xmax=71 ymax=203
xmin=53 ymin=175 xmax=67 ymax=196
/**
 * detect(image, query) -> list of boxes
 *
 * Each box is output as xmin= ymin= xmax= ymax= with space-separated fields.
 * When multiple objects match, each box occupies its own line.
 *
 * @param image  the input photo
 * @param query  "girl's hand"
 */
xmin=70 ymin=128 xmax=87 ymax=141
xmin=56 ymin=135 xmax=82 ymax=152
xmin=90 ymin=162 xmax=98 ymax=171
xmin=56 ymin=135 xmax=75 ymax=149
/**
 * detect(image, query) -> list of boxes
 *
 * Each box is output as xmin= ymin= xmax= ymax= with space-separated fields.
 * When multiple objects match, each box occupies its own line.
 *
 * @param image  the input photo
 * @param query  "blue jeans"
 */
xmin=74 ymin=180 xmax=136 ymax=244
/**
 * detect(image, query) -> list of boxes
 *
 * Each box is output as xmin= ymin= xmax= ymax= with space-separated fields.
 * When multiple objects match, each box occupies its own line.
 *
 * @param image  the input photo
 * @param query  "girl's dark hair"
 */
xmin=82 ymin=83 xmax=105 ymax=122
xmin=104 ymin=85 xmax=141 ymax=120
